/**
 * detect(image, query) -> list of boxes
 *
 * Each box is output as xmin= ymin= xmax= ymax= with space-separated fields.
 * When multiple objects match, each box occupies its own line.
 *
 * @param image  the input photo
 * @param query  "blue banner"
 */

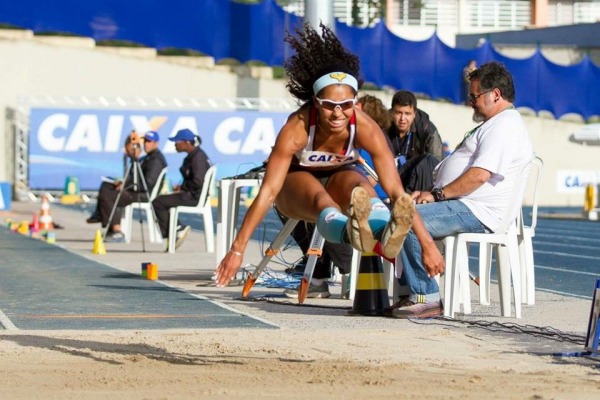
xmin=29 ymin=108 xmax=289 ymax=190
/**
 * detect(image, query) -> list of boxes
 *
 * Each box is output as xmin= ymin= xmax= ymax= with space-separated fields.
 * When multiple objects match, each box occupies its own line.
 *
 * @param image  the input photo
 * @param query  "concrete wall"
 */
xmin=0 ymin=34 xmax=594 ymax=208
xmin=0 ymin=33 xmax=292 ymax=192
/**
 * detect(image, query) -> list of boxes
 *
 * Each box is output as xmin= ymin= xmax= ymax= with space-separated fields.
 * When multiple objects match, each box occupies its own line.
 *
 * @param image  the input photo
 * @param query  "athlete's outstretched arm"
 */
xmin=214 ymin=113 xmax=306 ymax=286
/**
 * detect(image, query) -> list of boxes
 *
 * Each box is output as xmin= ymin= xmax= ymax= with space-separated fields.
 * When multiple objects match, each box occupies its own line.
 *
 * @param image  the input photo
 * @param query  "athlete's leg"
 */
xmin=275 ymin=170 xmax=349 ymax=244
xmin=325 ymin=168 xmax=387 ymax=252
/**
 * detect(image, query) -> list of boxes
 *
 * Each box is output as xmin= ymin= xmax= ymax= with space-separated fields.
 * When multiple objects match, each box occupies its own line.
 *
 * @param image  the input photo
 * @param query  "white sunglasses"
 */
xmin=315 ymin=96 xmax=357 ymax=111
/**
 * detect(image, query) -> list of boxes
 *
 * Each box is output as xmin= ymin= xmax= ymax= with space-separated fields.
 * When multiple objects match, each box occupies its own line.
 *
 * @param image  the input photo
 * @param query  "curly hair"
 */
xmin=284 ymin=22 xmax=361 ymax=102
xmin=358 ymin=94 xmax=392 ymax=132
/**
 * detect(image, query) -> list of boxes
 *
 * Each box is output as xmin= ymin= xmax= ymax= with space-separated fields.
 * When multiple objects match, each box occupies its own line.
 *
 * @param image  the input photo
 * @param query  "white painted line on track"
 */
xmin=534 ymin=250 xmax=600 ymax=260
xmin=536 ymin=233 xmax=600 ymax=244
xmin=535 ymin=287 xmax=592 ymax=300
xmin=0 ymin=308 xmax=18 ymax=330
xmin=535 ymin=243 xmax=600 ymax=252
xmin=535 ymin=264 xmax=600 ymax=277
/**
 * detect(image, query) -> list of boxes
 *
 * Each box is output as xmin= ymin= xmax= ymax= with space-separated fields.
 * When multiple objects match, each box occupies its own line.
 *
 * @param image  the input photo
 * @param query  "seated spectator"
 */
xmin=390 ymin=62 xmax=533 ymax=318
xmin=87 ymin=131 xmax=167 ymax=242
xmin=357 ymin=94 xmax=394 ymax=200
xmin=387 ymin=90 xmax=443 ymax=193
xmin=152 ymin=128 xmax=212 ymax=249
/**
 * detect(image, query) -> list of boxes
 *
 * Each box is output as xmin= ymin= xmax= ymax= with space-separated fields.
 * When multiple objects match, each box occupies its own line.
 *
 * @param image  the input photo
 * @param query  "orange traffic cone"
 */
xmin=30 ymin=213 xmax=40 ymax=231
xmin=39 ymin=195 xmax=54 ymax=231
xmin=348 ymin=252 xmax=390 ymax=316
xmin=30 ymin=213 xmax=40 ymax=238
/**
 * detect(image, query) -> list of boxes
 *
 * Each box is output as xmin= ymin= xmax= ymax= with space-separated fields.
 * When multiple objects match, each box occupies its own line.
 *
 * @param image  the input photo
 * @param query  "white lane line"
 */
xmin=535 ymin=264 xmax=600 ymax=276
xmin=467 ymin=257 xmax=599 ymax=275
xmin=536 ymin=233 xmax=600 ymax=244
xmin=534 ymin=250 xmax=600 ymax=261
xmin=534 ymin=243 xmax=600 ymax=252
xmin=535 ymin=287 xmax=592 ymax=300
xmin=0 ymin=309 xmax=18 ymax=330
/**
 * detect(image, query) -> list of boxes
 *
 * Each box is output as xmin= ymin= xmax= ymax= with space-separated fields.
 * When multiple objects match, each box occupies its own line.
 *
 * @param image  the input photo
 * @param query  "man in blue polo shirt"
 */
xmin=152 ymin=128 xmax=212 ymax=249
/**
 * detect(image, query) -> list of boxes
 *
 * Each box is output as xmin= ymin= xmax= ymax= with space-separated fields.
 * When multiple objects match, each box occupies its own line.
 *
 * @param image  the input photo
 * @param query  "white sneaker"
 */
xmin=175 ymin=225 xmax=191 ymax=249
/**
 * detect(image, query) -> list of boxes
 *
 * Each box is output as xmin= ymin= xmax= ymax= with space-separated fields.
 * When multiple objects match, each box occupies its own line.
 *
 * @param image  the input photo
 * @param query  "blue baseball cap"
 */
xmin=169 ymin=128 xmax=197 ymax=142
xmin=144 ymin=131 xmax=160 ymax=142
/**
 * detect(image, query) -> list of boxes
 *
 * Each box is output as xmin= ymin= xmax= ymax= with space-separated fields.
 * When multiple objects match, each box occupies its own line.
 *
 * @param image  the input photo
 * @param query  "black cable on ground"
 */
xmin=407 ymin=316 xmax=586 ymax=345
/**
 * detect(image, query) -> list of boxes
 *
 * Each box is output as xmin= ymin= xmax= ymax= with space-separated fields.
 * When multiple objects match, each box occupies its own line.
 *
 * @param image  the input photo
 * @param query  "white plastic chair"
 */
xmin=445 ymin=158 xmax=534 ymax=318
xmin=121 ymin=168 xmax=167 ymax=244
xmin=518 ymin=156 xmax=543 ymax=305
xmin=167 ymin=165 xmax=217 ymax=253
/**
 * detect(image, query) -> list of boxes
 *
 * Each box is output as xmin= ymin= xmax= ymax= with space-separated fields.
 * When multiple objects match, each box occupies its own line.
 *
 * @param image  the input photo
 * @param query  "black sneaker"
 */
xmin=86 ymin=212 xmax=101 ymax=224
xmin=283 ymin=281 xmax=331 ymax=299
xmin=175 ymin=225 xmax=191 ymax=249
xmin=383 ymin=296 xmax=411 ymax=317
xmin=104 ymin=231 xmax=125 ymax=243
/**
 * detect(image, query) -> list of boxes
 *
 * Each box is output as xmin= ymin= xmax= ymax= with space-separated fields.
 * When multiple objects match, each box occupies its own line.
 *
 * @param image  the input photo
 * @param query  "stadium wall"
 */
xmin=0 ymin=35 xmax=596 ymax=207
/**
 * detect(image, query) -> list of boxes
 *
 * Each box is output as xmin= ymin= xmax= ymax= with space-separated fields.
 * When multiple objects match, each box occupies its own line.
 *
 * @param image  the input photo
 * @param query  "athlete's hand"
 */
xmin=421 ymin=241 xmax=445 ymax=278
xmin=214 ymin=250 xmax=244 ymax=287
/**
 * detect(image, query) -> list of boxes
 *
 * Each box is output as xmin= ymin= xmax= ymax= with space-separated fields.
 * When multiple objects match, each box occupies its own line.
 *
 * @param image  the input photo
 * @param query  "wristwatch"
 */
xmin=431 ymin=187 xmax=447 ymax=202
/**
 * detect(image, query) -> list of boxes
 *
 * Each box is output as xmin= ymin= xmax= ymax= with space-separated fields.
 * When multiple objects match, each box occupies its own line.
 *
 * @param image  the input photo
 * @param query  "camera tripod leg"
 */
xmin=103 ymin=157 xmax=155 ymax=252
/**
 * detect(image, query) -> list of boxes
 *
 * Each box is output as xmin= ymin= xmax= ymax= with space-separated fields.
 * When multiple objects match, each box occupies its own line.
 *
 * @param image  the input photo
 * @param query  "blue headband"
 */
xmin=312 ymin=72 xmax=358 ymax=95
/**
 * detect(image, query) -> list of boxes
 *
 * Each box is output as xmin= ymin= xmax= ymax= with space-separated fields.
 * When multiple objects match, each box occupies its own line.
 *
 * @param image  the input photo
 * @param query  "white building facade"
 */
xmin=281 ymin=0 xmax=600 ymax=46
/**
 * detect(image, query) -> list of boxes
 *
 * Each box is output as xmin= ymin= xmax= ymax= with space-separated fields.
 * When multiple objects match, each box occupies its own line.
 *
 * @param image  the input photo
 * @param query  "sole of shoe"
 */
xmin=284 ymin=291 xmax=331 ymax=299
xmin=381 ymin=193 xmax=415 ymax=259
xmin=104 ymin=235 xmax=125 ymax=243
xmin=347 ymin=186 xmax=377 ymax=253
xmin=391 ymin=304 xmax=442 ymax=319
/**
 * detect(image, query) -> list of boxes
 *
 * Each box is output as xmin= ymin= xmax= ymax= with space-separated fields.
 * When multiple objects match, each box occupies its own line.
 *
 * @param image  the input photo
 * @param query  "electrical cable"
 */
xmin=406 ymin=316 xmax=586 ymax=345
xmin=234 ymin=295 xmax=352 ymax=310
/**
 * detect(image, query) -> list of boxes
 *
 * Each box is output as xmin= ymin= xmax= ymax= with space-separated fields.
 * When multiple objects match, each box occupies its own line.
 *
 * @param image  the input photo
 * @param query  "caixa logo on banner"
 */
xmin=556 ymin=170 xmax=600 ymax=193
xmin=29 ymin=109 xmax=289 ymax=190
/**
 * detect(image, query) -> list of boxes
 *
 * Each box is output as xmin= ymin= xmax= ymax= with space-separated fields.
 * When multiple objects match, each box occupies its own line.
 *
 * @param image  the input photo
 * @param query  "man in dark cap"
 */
xmin=87 ymin=130 xmax=167 ymax=242
xmin=152 ymin=128 xmax=212 ymax=249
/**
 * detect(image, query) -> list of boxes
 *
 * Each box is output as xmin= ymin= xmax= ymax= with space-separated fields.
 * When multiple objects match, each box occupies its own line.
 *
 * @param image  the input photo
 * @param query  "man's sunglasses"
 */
xmin=467 ymin=90 xmax=492 ymax=103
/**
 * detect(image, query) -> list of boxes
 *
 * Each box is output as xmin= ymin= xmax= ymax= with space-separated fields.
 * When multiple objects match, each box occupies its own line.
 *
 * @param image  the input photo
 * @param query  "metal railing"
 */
xmin=548 ymin=1 xmax=600 ymax=25
xmin=280 ymin=0 xmax=382 ymax=27
xmin=17 ymin=95 xmax=299 ymax=111
xmin=283 ymin=1 xmax=598 ymax=31
xmin=467 ymin=0 xmax=531 ymax=29
xmin=391 ymin=0 xmax=459 ymax=27
xmin=574 ymin=2 xmax=600 ymax=23
xmin=387 ymin=0 xmax=531 ymax=29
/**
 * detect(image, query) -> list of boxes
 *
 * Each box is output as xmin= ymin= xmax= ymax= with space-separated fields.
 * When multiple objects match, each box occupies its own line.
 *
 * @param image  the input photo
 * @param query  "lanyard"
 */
xmin=455 ymin=126 xmax=479 ymax=150
xmin=395 ymin=132 xmax=412 ymax=156
xmin=403 ymin=132 xmax=412 ymax=155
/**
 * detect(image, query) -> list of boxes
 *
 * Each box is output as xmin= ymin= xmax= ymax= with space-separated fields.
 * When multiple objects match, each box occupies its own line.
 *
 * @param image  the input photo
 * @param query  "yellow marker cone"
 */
xmin=17 ymin=220 xmax=30 ymax=235
xmin=92 ymin=229 xmax=106 ymax=255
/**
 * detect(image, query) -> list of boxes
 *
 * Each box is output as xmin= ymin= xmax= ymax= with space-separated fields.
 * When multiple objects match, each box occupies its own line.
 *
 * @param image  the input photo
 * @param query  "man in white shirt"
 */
xmin=389 ymin=61 xmax=534 ymax=318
